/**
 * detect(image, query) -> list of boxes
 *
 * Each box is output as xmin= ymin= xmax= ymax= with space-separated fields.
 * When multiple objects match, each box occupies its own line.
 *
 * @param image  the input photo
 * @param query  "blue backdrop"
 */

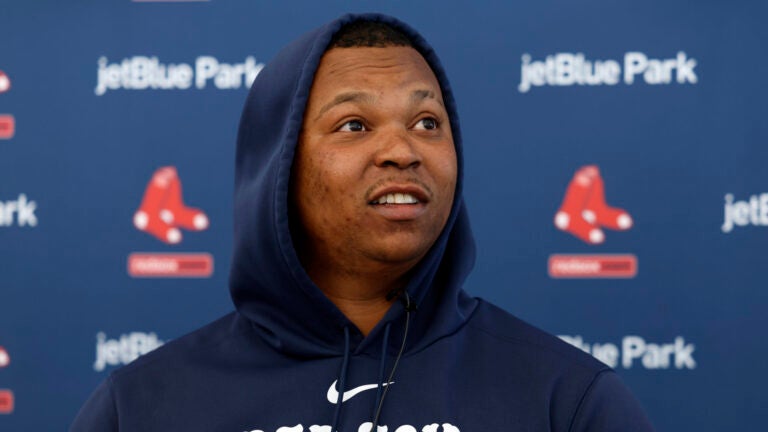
xmin=1 ymin=0 xmax=766 ymax=429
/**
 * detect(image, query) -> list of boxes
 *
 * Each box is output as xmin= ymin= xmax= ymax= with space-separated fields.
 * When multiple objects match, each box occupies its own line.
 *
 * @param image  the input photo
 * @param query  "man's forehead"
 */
xmin=316 ymin=46 xmax=436 ymax=81
xmin=308 ymin=47 xmax=443 ymax=110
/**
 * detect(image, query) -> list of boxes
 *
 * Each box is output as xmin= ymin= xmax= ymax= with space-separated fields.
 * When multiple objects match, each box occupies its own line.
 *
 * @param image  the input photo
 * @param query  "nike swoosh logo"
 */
xmin=326 ymin=380 xmax=394 ymax=404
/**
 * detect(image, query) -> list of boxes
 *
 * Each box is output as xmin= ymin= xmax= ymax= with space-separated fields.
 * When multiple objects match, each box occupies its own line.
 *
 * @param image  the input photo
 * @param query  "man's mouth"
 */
xmin=369 ymin=193 xmax=420 ymax=205
xmin=367 ymin=186 xmax=430 ymax=221
xmin=365 ymin=183 xmax=431 ymax=223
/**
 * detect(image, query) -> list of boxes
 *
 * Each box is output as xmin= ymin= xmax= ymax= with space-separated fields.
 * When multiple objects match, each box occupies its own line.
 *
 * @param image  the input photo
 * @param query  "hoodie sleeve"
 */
xmin=568 ymin=370 xmax=655 ymax=432
xmin=70 ymin=376 xmax=119 ymax=431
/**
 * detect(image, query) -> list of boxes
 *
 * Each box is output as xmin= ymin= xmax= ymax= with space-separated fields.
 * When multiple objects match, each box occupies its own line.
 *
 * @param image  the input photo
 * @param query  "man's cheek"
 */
xmin=305 ymin=167 xmax=331 ymax=196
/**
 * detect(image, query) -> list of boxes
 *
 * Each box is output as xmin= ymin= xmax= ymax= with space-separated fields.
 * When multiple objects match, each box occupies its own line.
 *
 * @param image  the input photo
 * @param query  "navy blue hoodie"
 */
xmin=71 ymin=13 xmax=654 ymax=432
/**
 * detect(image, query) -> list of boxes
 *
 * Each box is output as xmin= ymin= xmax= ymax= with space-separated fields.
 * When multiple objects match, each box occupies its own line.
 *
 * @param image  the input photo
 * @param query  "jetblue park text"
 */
xmin=722 ymin=193 xmax=768 ymax=233
xmin=93 ymin=332 xmax=164 ymax=372
xmin=95 ymin=56 xmax=264 ymax=96
xmin=559 ymin=335 xmax=696 ymax=370
xmin=518 ymin=51 xmax=698 ymax=93
xmin=0 ymin=194 xmax=37 ymax=227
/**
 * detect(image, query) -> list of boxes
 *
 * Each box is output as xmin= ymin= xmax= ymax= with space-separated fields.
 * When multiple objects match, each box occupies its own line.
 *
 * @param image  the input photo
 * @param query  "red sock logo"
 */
xmin=133 ymin=167 xmax=209 ymax=244
xmin=554 ymin=165 xmax=632 ymax=244
xmin=0 ymin=115 xmax=14 ymax=140
xmin=0 ymin=70 xmax=10 ymax=94
xmin=0 ymin=389 xmax=12 ymax=414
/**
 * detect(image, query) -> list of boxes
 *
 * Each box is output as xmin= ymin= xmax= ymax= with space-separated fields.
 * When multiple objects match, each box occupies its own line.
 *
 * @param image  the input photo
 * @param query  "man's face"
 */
xmin=292 ymin=46 xmax=457 ymax=272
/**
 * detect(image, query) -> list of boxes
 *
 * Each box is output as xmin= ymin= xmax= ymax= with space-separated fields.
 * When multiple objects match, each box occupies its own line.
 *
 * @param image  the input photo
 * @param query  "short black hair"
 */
xmin=329 ymin=21 xmax=413 ymax=48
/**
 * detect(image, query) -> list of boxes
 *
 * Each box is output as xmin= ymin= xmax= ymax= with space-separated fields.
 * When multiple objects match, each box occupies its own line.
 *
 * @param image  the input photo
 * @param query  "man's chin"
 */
xmin=363 ymin=241 xmax=434 ymax=268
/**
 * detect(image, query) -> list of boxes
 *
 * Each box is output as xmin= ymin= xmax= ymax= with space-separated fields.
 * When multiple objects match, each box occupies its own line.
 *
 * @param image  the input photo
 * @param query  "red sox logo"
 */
xmin=0 ymin=70 xmax=9 ymax=93
xmin=0 ymin=70 xmax=12 ymax=141
xmin=0 ymin=115 xmax=14 ymax=140
xmin=0 ymin=389 xmax=12 ymax=414
xmin=133 ymin=166 xmax=209 ymax=244
xmin=554 ymin=165 xmax=632 ymax=244
xmin=0 ymin=345 xmax=12 ymax=415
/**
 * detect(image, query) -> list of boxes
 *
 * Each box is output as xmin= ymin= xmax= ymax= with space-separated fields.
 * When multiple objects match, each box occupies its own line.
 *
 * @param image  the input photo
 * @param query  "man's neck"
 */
xmin=323 ymin=291 xmax=394 ymax=336
xmin=304 ymin=262 xmax=412 ymax=336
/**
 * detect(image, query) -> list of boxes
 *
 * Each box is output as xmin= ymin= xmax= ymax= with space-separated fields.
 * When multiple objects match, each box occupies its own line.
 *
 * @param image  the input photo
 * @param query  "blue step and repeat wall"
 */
xmin=1 ymin=0 xmax=766 ymax=430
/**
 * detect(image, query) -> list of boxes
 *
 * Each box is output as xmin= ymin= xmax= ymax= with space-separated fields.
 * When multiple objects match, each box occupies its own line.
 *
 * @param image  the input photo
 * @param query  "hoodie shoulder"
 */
xmin=467 ymin=299 xmax=608 ymax=372
xmin=71 ymin=312 xmax=256 ymax=431
xmin=465 ymin=299 xmax=654 ymax=431
xmin=569 ymin=370 xmax=656 ymax=431
xmin=112 ymin=312 xmax=244 ymax=380
xmin=70 ymin=375 xmax=118 ymax=431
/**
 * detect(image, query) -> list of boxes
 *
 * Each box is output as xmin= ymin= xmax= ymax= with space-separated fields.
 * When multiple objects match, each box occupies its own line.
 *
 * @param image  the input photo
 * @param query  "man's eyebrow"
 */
xmin=314 ymin=92 xmax=375 ymax=121
xmin=411 ymin=89 xmax=444 ymax=107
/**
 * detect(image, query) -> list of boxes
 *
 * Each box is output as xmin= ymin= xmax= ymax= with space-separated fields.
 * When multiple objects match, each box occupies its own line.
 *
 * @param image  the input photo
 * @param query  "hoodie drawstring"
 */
xmin=369 ymin=291 xmax=415 ymax=430
xmin=333 ymin=293 xmax=415 ymax=432
xmin=372 ymin=322 xmax=392 ymax=415
xmin=331 ymin=326 xmax=351 ymax=432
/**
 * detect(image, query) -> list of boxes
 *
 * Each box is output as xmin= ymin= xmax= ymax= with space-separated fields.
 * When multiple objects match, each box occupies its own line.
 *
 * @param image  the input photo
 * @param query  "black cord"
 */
xmin=369 ymin=292 xmax=414 ymax=430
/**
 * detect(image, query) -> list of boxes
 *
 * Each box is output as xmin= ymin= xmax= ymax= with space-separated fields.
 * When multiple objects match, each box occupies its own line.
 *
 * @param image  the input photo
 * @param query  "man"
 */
xmin=72 ymin=14 xmax=654 ymax=431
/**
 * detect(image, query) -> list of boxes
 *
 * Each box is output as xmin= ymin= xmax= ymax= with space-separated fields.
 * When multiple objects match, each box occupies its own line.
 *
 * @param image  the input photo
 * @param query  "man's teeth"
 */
xmin=374 ymin=193 xmax=419 ymax=204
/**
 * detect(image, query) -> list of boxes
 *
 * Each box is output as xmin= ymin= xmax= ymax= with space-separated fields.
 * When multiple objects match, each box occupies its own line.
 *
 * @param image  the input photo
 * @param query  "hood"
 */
xmin=229 ymin=13 xmax=477 ymax=358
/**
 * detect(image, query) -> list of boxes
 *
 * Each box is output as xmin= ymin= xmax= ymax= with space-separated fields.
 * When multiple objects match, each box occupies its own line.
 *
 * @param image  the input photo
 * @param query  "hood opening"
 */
xmin=229 ymin=13 xmax=478 ymax=359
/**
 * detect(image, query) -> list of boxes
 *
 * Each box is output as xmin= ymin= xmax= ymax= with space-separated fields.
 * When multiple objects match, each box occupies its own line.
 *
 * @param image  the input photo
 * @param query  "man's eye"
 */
xmin=338 ymin=120 xmax=366 ymax=132
xmin=414 ymin=117 xmax=438 ymax=130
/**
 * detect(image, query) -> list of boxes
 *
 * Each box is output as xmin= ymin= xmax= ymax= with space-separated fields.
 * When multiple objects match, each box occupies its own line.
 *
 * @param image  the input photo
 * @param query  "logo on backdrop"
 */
xmin=0 ymin=70 xmax=10 ymax=93
xmin=133 ymin=166 xmax=209 ymax=244
xmin=518 ymin=51 xmax=698 ymax=93
xmin=0 ymin=114 xmax=14 ymax=140
xmin=95 ymin=56 xmax=265 ymax=96
xmin=722 ymin=193 xmax=768 ymax=233
xmin=0 ymin=346 xmax=11 ymax=414
xmin=554 ymin=165 xmax=632 ymax=244
xmin=0 ymin=346 xmax=9 ymax=368
xmin=559 ymin=335 xmax=697 ymax=370
xmin=94 ymin=331 xmax=164 ymax=372
xmin=549 ymin=165 xmax=636 ymax=278
xmin=0 ymin=194 xmax=38 ymax=227
xmin=0 ymin=389 xmax=13 ymax=415
xmin=1 ymin=72 xmax=15 ymax=139
xmin=128 ymin=166 xmax=213 ymax=278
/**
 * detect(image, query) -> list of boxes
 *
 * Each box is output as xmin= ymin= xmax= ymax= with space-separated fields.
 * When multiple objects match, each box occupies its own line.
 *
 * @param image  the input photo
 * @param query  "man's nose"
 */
xmin=374 ymin=128 xmax=422 ymax=169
